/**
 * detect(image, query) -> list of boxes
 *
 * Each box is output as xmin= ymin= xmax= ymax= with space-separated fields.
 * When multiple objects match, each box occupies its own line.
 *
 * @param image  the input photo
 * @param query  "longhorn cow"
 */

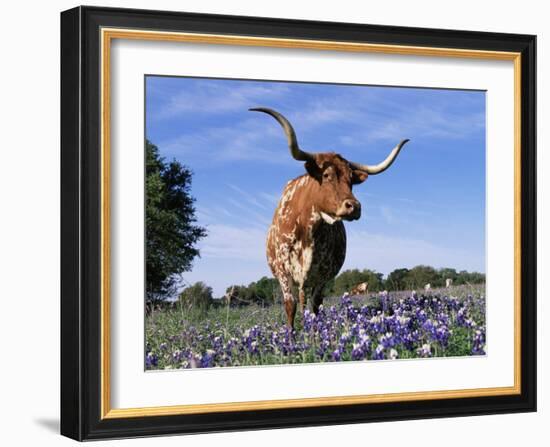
xmin=250 ymin=107 xmax=409 ymax=328
xmin=349 ymin=282 xmax=369 ymax=296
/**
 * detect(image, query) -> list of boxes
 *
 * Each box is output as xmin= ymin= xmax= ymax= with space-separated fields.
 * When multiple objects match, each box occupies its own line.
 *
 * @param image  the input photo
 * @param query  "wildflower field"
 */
xmin=145 ymin=285 xmax=486 ymax=370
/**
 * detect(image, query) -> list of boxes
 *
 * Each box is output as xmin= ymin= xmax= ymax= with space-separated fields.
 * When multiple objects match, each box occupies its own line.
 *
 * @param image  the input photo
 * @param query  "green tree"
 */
xmin=438 ymin=267 xmax=457 ymax=280
xmin=178 ymin=282 xmax=213 ymax=313
xmin=385 ymin=268 xmax=410 ymax=291
xmin=405 ymin=265 xmax=438 ymax=289
xmin=146 ymin=140 xmax=207 ymax=302
xmin=455 ymin=270 xmax=485 ymax=285
xmin=224 ymin=285 xmax=251 ymax=306
xmin=224 ymin=277 xmax=281 ymax=306
xmin=329 ymin=268 xmax=383 ymax=296
xmin=248 ymin=276 xmax=280 ymax=305
xmin=468 ymin=272 xmax=486 ymax=284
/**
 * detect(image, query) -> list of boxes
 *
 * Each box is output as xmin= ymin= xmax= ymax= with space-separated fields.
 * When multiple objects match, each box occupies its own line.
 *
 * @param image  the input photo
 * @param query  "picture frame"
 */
xmin=60 ymin=5 xmax=536 ymax=441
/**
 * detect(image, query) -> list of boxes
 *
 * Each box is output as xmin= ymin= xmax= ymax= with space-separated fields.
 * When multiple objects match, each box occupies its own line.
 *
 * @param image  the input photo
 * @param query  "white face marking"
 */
xmin=320 ymin=211 xmax=341 ymax=225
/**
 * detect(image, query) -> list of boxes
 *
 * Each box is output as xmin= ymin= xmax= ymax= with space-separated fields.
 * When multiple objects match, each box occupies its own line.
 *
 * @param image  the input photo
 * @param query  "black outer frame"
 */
xmin=60 ymin=5 xmax=537 ymax=441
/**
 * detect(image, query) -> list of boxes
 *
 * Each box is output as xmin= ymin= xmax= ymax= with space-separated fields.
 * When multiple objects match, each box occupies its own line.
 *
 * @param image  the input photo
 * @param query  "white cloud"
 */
xmin=158 ymin=84 xmax=484 ymax=167
xmin=159 ymin=117 xmax=298 ymax=165
xmin=380 ymin=206 xmax=398 ymax=225
xmin=288 ymin=100 xmax=356 ymax=131
xmin=153 ymin=82 xmax=291 ymax=120
xmin=227 ymin=183 xmax=271 ymax=211
xmin=337 ymin=102 xmax=485 ymax=147
xmin=154 ymin=77 xmax=486 ymax=173
xmin=196 ymin=205 xmax=236 ymax=224
xmin=226 ymin=198 xmax=271 ymax=228
xmin=198 ymin=224 xmax=268 ymax=261
xmin=258 ymin=191 xmax=280 ymax=205
xmin=366 ymin=107 xmax=485 ymax=143
xmin=343 ymin=229 xmax=484 ymax=275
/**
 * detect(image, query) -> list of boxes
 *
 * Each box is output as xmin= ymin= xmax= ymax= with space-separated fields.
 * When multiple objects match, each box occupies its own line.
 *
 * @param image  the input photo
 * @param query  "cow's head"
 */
xmin=250 ymin=107 xmax=409 ymax=224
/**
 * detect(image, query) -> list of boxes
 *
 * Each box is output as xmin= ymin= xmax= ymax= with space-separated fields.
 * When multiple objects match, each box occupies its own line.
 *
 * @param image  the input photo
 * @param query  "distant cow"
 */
xmin=424 ymin=283 xmax=431 ymax=292
xmin=445 ymin=278 xmax=453 ymax=288
xmin=349 ymin=282 xmax=369 ymax=296
xmin=252 ymin=107 xmax=409 ymax=328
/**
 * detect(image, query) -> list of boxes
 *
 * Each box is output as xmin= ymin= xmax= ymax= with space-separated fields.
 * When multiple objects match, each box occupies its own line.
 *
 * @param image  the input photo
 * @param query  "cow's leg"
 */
xmin=279 ymin=276 xmax=296 ymax=329
xmin=284 ymin=299 xmax=297 ymax=329
xmin=311 ymin=284 xmax=325 ymax=315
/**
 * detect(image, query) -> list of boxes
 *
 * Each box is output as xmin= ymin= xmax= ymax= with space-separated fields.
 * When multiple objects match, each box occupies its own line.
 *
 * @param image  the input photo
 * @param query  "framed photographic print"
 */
xmin=60 ymin=6 xmax=536 ymax=441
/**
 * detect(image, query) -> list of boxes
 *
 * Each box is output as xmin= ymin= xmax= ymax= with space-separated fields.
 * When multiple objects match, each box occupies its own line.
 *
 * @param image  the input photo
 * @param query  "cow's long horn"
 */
xmin=249 ymin=107 xmax=315 ymax=162
xmin=349 ymin=139 xmax=410 ymax=175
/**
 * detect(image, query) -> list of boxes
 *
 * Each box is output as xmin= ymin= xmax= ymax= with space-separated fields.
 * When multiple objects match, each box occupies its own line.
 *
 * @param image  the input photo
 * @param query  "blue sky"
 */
xmin=146 ymin=76 xmax=486 ymax=297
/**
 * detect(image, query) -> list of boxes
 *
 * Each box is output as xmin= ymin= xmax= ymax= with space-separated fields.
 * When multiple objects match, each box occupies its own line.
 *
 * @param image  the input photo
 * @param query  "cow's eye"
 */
xmin=323 ymin=172 xmax=331 ymax=179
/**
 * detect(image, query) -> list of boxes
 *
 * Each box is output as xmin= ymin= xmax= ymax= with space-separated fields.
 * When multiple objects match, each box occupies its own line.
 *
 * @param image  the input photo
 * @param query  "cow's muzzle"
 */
xmin=337 ymin=199 xmax=361 ymax=221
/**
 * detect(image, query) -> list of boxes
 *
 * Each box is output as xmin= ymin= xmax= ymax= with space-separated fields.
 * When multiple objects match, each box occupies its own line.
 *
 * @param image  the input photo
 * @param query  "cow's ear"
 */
xmin=304 ymin=160 xmax=322 ymax=182
xmin=351 ymin=169 xmax=368 ymax=185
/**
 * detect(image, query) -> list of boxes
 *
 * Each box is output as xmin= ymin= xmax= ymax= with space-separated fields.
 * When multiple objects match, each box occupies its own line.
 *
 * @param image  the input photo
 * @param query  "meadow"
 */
xmin=145 ymin=284 xmax=486 ymax=370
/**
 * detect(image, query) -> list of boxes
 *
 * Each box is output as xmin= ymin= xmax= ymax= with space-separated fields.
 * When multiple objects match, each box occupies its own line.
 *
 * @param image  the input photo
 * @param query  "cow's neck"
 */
xmin=288 ymin=175 xmax=336 ymax=244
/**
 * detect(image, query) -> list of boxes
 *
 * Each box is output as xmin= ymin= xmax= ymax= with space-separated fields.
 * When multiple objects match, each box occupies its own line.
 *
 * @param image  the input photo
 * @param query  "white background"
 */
xmin=111 ymin=40 xmax=515 ymax=408
xmin=0 ymin=0 xmax=546 ymax=446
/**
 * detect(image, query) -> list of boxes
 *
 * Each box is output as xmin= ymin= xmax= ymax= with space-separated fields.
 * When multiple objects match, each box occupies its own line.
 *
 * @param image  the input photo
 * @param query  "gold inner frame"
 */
xmin=100 ymin=27 xmax=522 ymax=419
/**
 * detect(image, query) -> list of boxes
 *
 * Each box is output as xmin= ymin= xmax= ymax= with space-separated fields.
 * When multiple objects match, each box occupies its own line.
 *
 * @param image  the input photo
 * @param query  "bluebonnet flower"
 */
xmin=147 ymin=288 xmax=485 ymax=368
xmin=351 ymin=343 xmax=366 ymax=360
xmin=379 ymin=332 xmax=397 ymax=349
xmin=472 ymin=329 xmax=486 ymax=355
xmin=372 ymin=344 xmax=385 ymax=360
xmin=200 ymin=350 xmax=216 ymax=368
xmin=303 ymin=309 xmax=315 ymax=332
xmin=145 ymin=351 xmax=158 ymax=368
xmin=457 ymin=307 xmax=468 ymax=326
xmin=172 ymin=349 xmax=184 ymax=363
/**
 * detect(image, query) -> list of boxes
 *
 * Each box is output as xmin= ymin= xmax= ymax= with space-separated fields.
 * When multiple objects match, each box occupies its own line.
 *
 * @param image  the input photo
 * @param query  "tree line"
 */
xmin=175 ymin=266 xmax=485 ymax=310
